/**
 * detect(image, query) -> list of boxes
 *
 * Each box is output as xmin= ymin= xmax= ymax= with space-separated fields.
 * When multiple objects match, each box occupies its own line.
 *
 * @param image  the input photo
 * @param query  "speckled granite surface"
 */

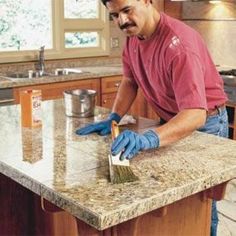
xmin=0 ymin=99 xmax=236 ymax=230
xmin=1 ymin=63 xmax=235 ymax=90
xmin=0 ymin=64 xmax=122 ymax=89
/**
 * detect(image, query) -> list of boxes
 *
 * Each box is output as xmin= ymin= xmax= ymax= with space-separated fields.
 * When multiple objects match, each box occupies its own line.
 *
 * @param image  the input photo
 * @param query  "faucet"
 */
xmin=37 ymin=46 xmax=45 ymax=76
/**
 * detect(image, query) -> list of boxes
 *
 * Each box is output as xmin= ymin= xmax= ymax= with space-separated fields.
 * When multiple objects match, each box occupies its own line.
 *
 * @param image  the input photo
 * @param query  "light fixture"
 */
xmin=209 ymin=0 xmax=221 ymax=4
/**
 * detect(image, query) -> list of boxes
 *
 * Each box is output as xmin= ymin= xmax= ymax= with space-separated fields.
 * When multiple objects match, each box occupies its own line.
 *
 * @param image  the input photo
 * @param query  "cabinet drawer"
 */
xmin=101 ymin=76 xmax=122 ymax=94
xmin=101 ymin=93 xmax=117 ymax=109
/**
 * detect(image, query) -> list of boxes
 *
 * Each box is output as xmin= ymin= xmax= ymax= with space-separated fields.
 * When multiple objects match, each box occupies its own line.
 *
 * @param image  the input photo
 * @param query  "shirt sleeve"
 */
xmin=169 ymin=51 xmax=208 ymax=111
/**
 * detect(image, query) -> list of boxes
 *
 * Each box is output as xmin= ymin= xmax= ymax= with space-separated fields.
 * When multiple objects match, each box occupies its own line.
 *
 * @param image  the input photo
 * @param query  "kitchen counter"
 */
xmin=0 ymin=64 xmax=123 ymax=89
xmin=0 ymin=63 xmax=234 ymax=90
xmin=0 ymin=99 xmax=236 ymax=235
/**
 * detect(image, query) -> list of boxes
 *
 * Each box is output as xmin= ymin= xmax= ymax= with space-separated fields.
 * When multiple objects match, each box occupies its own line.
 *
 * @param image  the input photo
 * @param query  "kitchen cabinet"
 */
xmin=128 ymin=90 xmax=147 ymax=118
xmin=13 ymin=79 xmax=101 ymax=105
xmin=147 ymin=105 xmax=160 ymax=120
xmin=226 ymin=101 xmax=236 ymax=140
xmin=13 ymin=75 xmax=159 ymax=121
xmin=153 ymin=0 xmax=164 ymax=11
xmin=0 ymin=174 xmax=34 ymax=235
xmin=164 ymin=0 xmax=182 ymax=19
xmin=101 ymin=76 xmax=148 ymax=118
xmin=1 ymin=100 xmax=236 ymax=236
xmin=154 ymin=0 xmax=182 ymax=19
xmin=101 ymin=75 xmax=121 ymax=109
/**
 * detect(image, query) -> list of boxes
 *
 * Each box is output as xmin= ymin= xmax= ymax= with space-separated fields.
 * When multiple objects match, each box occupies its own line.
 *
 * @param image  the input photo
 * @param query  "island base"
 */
xmin=1 ymin=173 xmax=229 ymax=236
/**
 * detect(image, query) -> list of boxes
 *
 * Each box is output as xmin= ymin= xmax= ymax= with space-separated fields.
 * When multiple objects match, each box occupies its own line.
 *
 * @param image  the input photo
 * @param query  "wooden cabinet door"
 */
xmin=101 ymin=76 xmax=121 ymax=94
xmin=101 ymin=93 xmax=117 ymax=109
xmin=102 ymin=90 xmax=148 ymax=118
xmin=128 ymin=90 xmax=147 ymax=118
xmin=13 ymin=79 xmax=101 ymax=105
xmin=164 ymin=0 xmax=182 ymax=19
xmin=101 ymin=76 xmax=148 ymax=118
xmin=147 ymin=105 xmax=160 ymax=121
xmin=101 ymin=76 xmax=122 ymax=110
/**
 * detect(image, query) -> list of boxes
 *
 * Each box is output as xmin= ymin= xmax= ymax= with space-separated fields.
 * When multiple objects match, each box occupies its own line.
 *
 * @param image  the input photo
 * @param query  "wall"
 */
xmin=182 ymin=1 xmax=236 ymax=67
xmin=0 ymin=22 xmax=124 ymax=71
xmin=109 ymin=0 xmax=165 ymax=58
xmin=109 ymin=21 xmax=126 ymax=58
xmin=109 ymin=1 xmax=236 ymax=67
xmin=184 ymin=20 xmax=236 ymax=67
xmin=1 ymin=2 xmax=235 ymax=69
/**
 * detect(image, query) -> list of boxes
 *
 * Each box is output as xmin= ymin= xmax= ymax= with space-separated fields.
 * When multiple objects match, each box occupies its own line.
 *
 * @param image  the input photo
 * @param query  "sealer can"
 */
xmin=20 ymin=90 xmax=42 ymax=128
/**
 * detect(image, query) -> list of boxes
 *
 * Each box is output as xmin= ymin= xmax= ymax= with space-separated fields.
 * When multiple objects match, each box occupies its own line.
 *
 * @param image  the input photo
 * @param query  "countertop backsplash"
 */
xmin=0 ymin=56 xmax=122 ymax=75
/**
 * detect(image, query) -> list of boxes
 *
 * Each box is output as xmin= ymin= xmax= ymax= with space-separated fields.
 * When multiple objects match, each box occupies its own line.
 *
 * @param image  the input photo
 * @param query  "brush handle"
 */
xmin=111 ymin=120 xmax=119 ymax=140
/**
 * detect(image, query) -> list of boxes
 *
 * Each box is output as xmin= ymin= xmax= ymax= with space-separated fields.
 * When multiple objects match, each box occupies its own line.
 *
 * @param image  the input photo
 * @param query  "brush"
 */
xmin=108 ymin=121 xmax=139 ymax=184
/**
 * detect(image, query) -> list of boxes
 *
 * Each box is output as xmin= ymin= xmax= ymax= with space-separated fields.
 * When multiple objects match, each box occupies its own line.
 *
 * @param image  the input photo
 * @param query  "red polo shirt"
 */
xmin=122 ymin=13 xmax=227 ymax=121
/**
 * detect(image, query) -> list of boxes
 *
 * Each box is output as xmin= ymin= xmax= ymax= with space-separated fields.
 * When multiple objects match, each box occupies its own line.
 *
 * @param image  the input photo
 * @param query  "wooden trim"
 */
xmin=150 ymin=206 xmax=168 ymax=217
xmin=75 ymin=192 xmax=211 ymax=236
xmin=0 ymin=0 xmax=109 ymax=63
xmin=101 ymin=76 xmax=122 ymax=94
xmin=205 ymin=181 xmax=229 ymax=201
xmin=164 ymin=0 xmax=182 ymax=19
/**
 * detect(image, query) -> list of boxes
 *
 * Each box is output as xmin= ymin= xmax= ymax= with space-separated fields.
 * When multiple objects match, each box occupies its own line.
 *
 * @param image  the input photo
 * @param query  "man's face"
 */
xmin=106 ymin=0 xmax=148 ymax=37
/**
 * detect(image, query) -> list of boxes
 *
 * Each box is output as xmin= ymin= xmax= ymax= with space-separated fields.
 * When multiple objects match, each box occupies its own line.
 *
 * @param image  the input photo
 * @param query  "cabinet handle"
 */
xmin=114 ymin=82 xmax=120 ymax=88
xmin=103 ymin=100 xmax=107 ymax=104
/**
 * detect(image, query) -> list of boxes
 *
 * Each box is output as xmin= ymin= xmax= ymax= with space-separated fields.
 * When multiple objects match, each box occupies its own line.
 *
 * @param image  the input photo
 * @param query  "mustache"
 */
xmin=119 ymin=22 xmax=136 ymax=30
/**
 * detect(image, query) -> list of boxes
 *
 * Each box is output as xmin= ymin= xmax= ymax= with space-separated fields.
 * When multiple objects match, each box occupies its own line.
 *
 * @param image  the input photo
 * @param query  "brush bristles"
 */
xmin=109 ymin=121 xmax=139 ymax=184
xmin=110 ymin=165 xmax=139 ymax=184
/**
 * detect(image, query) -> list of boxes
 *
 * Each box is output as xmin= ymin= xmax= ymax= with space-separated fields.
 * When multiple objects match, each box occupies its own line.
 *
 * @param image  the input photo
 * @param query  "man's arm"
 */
xmin=76 ymin=76 xmax=137 ymax=136
xmin=112 ymin=76 xmax=138 ymax=117
xmin=156 ymin=109 xmax=207 ymax=147
xmin=112 ymin=77 xmax=207 ymax=148
xmin=111 ymin=108 xmax=207 ymax=159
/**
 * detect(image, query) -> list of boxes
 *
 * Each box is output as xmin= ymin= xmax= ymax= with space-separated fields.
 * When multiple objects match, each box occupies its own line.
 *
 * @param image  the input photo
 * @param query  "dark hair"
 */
xmin=101 ymin=0 xmax=111 ymax=6
xmin=101 ymin=0 xmax=145 ymax=6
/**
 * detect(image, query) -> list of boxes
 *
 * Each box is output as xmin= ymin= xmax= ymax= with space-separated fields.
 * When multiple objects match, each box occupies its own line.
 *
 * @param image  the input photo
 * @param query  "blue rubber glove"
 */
xmin=76 ymin=112 xmax=121 ymax=136
xmin=111 ymin=130 xmax=160 ymax=160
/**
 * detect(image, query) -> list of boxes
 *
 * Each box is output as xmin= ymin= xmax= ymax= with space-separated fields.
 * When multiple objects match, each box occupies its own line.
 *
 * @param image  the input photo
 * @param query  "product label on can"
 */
xmin=32 ymin=95 xmax=42 ymax=124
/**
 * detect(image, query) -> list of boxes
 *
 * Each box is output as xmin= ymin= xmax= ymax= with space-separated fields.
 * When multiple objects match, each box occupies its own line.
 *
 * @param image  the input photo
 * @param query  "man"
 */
xmin=77 ymin=0 xmax=228 ymax=235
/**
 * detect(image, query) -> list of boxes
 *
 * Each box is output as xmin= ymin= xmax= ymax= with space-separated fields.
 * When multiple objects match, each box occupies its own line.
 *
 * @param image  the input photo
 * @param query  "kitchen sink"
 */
xmin=1 ymin=68 xmax=88 ymax=80
xmin=5 ymin=72 xmax=53 ymax=79
xmin=54 ymin=68 xmax=84 ymax=75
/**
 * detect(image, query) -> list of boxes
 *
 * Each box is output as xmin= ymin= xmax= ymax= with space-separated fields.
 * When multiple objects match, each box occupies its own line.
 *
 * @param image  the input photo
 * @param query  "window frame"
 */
xmin=0 ymin=0 xmax=109 ymax=63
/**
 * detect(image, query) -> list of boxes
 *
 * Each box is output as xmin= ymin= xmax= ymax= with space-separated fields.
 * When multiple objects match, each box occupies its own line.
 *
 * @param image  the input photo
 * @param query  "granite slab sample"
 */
xmin=0 ymin=99 xmax=236 ymax=230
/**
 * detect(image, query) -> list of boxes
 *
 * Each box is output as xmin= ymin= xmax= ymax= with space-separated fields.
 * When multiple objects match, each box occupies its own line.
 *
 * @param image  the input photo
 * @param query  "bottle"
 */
xmin=20 ymin=90 xmax=42 ymax=128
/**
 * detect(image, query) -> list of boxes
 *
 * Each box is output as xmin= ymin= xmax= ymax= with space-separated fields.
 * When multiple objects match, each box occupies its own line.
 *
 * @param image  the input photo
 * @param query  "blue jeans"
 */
xmin=198 ymin=107 xmax=229 ymax=236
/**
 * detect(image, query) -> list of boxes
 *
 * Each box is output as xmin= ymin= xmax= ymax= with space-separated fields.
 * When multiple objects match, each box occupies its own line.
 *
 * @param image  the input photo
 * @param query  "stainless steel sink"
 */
xmin=1 ymin=68 xmax=88 ymax=80
xmin=54 ymin=68 xmax=85 ymax=75
xmin=5 ymin=72 xmax=53 ymax=79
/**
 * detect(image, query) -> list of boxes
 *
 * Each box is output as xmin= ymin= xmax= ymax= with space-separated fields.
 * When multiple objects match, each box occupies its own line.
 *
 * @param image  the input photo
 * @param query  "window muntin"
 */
xmin=0 ymin=0 xmax=109 ymax=63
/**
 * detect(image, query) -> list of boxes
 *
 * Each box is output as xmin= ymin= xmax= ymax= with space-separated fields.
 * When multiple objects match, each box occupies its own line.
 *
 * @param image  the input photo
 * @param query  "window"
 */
xmin=0 ymin=0 xmax=109 ymax=63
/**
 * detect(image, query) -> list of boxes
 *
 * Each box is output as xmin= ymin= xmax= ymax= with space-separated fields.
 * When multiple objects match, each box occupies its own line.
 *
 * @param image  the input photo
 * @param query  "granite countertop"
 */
xmin=0 ymin=64 xmax=123 ymax=89
xmin=1 ymin=64 xmax=235 ymax=90
xmin=0 ymin=99 xmax=236 ymax=230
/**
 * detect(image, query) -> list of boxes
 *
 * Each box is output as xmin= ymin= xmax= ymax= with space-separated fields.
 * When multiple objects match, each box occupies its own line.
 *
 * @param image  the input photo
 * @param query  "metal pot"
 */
xmin=63 ymin=89 xmax=97 ymax=117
